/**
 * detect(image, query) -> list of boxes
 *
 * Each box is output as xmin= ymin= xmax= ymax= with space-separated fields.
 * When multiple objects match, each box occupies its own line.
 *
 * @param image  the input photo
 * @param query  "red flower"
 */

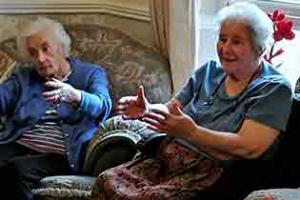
xmin=274 ymin=20 xmax=295 ymax=41
xmin=268 ymin=10 xmax=285 ymax=22
xmin=264 ymin=10 xmax=295 ymax=66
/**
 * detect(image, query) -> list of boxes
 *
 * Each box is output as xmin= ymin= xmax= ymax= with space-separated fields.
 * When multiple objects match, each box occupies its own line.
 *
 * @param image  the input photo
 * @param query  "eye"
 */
xmin=28 ymin=48 xmax=38 ymax=58
xmin=42 ymin=45 xmax=49 ymax=53
xmin=218 ymin=37 xmax=227 ymax=43
xmin=232 ymin=39 xmax=241 ymax=45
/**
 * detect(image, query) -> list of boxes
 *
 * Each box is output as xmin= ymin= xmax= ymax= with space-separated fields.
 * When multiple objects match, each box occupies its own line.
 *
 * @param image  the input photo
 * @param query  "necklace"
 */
xmin=202 ymin=64 xmax=262 ymax=106
xmin=61 ymin=70 xmax=72 ymax=82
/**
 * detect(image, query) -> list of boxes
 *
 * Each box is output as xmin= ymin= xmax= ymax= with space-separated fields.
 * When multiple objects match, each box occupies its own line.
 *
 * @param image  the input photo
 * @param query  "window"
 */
xmin=199 ymin=0 xmax=300 ymax=90
xmin=255 ymin=0 xmax=300 ymax=89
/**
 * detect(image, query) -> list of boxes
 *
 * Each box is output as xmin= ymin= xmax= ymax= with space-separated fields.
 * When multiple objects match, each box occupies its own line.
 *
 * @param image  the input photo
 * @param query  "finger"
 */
xmin=45 ymin=80 xmax=62 ymax=89
xmin=149 ymin=108 xmax=169 ymax=119
xmin=116 ymin=103 xmax=128 ymax=110
xmin=44 ymin=94 xmax=60 ymax=103
xmin=120 ymin=114 xmax=140 ymax=120
xmin=142 ymin=116 xmax=164 ymax=128
xmin=117 ymin=96 xmax=135 ymax=104
xmin=146 ymin=125 xmax=162 ymax=132
xmin=42 ymin=89 xmax=61 ymax=98
xmin=137 ymin=85 xmax=146 ymax=105
xmin=143 ymin=112 xmax=165 ymax=123
xmin=50 ymin=77 xmax=63 ymax=83
xmin=172 ymin=104 xmax=183 ymax=115
xmin=115 ymin=108 xmax=128 ymax=115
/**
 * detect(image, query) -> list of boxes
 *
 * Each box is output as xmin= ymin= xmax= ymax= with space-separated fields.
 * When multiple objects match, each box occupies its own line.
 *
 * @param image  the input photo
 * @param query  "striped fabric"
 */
xmin=17 ymin=106 xmax=66 ymax=155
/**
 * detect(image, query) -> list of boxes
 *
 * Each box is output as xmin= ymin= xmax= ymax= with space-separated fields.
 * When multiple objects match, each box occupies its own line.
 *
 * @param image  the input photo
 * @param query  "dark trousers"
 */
xmin=0 ymin=142 xmax=70 ymax=200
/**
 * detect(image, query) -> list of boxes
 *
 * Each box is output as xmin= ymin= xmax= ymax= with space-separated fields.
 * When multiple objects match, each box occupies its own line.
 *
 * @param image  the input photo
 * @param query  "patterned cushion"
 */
xmin=245 ymin=188 xmax=300 ymax=200
xmin=32 ymin=176 xmax=96 ymax=200
xmin=0 ymin=51 xmax=16 ymax=82
xmin=0 ymin=52 xmax=17 ymax=135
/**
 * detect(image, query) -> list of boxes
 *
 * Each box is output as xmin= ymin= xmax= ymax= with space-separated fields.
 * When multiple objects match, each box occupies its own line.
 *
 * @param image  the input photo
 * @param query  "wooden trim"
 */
xmin=0 ymin=1 xmax=150 ymax=21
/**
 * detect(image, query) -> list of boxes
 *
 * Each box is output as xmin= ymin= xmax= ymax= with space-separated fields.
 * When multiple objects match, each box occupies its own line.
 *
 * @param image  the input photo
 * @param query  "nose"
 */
xmin=37 ymin=51 xmax=46 ymax=63
xmin=220 ymin=41 xmax=233 ymax=54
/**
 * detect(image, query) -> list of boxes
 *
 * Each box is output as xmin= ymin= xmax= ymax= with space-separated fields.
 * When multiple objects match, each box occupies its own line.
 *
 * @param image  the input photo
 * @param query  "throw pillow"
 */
xmin=32 ymin=175 xmax=96 ymax=200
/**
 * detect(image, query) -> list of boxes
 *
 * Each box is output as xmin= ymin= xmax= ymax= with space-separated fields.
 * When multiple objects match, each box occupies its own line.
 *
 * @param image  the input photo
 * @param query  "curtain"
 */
xmin=150 ymin=0 xmax=200 ymax=92
xmin=149 ymin=0 xmax=170 ymax=57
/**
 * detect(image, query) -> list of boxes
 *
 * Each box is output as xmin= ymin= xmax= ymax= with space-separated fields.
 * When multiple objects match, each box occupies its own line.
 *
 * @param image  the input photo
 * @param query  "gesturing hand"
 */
xmin=115 ymin=85 xmax=149 ymax=120
xmin=43 ymin=78 xmax=81 ymax=106
xmin=142 ymin=104 xmax=197 ymax=138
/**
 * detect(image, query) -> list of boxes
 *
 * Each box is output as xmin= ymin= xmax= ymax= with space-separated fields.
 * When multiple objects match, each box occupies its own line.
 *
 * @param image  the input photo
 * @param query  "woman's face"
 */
xmin=217 ymin=19 xmax=258 ymax=76
xmin=26 ymin=31 xmax=64 ymax=79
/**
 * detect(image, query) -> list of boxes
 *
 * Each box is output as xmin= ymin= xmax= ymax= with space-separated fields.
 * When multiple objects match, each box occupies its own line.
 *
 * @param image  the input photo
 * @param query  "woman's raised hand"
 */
xmin=142 ymin=103 xmax=197 ymax=138
xmin=116 ymin=85 xmax=149 ymax=119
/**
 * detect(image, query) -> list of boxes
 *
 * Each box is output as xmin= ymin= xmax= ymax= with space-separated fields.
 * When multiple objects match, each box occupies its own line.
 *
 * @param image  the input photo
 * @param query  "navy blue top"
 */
xmin=0 ymin=58 xmax=112 ymax=173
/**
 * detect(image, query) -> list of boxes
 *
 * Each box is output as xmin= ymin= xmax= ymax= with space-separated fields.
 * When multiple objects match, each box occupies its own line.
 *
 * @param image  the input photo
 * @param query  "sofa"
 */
xmin=0 ymin=24 xmax=173 ymax=200
xmin=1 ymin=24 xmax=300 ymax=200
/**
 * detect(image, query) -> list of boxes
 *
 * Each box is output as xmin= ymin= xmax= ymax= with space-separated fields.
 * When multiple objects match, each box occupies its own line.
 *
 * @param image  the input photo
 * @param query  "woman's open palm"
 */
xmin=116 ymin=86 xmax=148 ymax=119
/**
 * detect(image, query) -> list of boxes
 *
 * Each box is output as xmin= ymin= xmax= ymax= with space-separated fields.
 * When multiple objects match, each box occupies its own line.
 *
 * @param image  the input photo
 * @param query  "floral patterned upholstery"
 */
xmin=32 ymin=176 xmax=96 ymax=200
xmin=0 ymin=24 xmax=173 ymax=200
xmin=245 ymin=188 xmax=300 ymax=200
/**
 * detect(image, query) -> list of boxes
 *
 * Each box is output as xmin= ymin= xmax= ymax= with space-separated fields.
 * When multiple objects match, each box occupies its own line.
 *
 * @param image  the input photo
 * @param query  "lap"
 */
xmin=0 ymin=142 xmax=70 ymax=180
xmin=92 ymin=138 xmax=223 ymax=200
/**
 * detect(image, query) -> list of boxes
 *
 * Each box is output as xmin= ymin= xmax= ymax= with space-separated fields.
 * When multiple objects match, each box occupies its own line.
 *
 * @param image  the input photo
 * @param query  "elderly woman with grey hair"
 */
xmin=92 ymin=2 xmax=292 ymax=200
xmin=0 ymin=17 xmax=112 ymax=200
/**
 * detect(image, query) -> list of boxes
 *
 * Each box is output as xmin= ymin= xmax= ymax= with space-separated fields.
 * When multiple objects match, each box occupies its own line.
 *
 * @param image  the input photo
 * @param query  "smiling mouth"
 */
xmin=222 ymin=58 xmax=237 ymax=62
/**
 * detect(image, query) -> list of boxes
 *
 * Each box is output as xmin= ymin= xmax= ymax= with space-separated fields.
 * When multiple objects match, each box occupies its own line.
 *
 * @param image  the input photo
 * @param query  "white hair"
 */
xmin=216 ymin=2 xmax=273 ymax=52
xmin=17 ymin=17 xmax=71 ymax=61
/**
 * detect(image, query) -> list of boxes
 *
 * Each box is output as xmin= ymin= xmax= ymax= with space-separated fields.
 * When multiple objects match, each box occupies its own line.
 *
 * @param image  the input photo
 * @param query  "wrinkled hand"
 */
xmin=115 ymin=85 xmax=149 ymax=120
xmin=142 ymin=104 xmax=197 ymax=138
xmin=43 ymin=78 xmax=81 ymax=106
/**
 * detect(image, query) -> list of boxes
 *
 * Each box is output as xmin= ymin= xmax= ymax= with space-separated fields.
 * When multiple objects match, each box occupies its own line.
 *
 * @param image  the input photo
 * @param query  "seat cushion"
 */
xmin=245 ymin=188 xmax=300 ymax=200
xmin=32 ymin=175 xmax=95 ymax=200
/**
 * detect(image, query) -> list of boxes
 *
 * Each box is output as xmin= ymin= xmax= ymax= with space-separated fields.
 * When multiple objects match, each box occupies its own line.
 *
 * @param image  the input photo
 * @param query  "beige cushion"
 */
xmin=32 ymin=175 xmax=95 ymax=200
xmin=245 ymin=188 xmax=300 ymax=200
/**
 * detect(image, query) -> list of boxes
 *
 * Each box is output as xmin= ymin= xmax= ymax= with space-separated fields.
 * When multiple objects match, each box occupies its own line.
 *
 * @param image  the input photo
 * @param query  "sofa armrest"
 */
xmin=83 ymin=115 xmax=167 ymax=176
xmin=83 ymin=116 xmax=157 ymax=176
xmin=245 ymin=188 xmax=300 ymax=200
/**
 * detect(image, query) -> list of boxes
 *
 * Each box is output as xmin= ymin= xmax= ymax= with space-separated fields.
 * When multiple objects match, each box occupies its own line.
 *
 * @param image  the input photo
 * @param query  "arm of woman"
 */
xmin=143 ymin=105 xmax=280 ymax=160
xmin=185 ymin=119 xmax=280 ymax=159
xmin=143 ymin=81 xmax=292 ymax=160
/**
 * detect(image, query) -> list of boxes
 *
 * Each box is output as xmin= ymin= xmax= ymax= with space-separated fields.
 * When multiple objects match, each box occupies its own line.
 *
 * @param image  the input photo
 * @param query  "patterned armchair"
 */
xmin=0 ymin=24 xmax=173 ymax=200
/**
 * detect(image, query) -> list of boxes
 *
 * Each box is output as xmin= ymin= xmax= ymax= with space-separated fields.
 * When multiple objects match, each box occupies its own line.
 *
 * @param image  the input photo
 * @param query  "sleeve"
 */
xmin=79 ymin=67 xmax=112 ymax=122
xmin=245 ymin=81 xmax=292 ymax=132
xmin=174 ymin=61 xmax=211 ymax=107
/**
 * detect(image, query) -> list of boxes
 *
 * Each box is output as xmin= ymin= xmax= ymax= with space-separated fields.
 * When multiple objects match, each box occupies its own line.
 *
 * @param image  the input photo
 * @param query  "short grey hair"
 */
xmin=17 ymin=17 xmax=71 ymax=61
xmin=216 ymin=2 xmax=273 ymax=53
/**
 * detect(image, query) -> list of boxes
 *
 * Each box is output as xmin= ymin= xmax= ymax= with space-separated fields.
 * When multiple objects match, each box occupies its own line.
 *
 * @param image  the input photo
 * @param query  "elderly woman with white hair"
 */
xmin=0 ymin=17 xmax=112 ymax=200
xmin=92 ymin=2 xmax=292 ymax=200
